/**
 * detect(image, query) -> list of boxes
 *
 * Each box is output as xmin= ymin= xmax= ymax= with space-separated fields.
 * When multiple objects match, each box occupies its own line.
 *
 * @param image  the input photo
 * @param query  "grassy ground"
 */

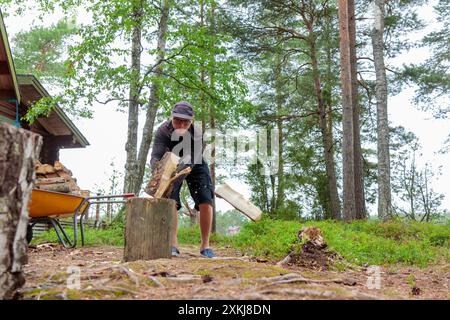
xmin=32 ymin=218 xmax=449 ymax=268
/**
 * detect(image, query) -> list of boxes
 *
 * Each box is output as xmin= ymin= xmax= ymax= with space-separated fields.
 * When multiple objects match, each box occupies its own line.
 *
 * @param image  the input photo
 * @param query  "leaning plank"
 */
xmin=214 ymin=183 xmax=262 ymax=221
xmin=0 ymin=122 xmax=42 ymax=299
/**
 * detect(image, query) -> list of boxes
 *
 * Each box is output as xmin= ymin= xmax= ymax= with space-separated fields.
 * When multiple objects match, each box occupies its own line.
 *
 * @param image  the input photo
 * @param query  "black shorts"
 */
xmin=170 ymin=162 xmax=214 ymax=211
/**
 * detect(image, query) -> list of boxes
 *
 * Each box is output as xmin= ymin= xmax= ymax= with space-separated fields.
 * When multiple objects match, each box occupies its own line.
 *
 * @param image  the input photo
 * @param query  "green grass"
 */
xmin=32 ymin=218 xmax=449 ymax=268
xmin=220 ymin=218 xmax=450 ymax=267
xmin=31 ymin=224 xmax=125 ymax=247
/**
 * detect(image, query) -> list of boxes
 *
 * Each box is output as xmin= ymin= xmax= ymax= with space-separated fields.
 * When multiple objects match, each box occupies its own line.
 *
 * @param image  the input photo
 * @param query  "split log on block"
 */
xmin=145 ymin=152 xmax=180 ymax=198
xmin=214 ymin=182 xmax=262 ymax=221
xmin=37 ymin=182 xmax=71 ymax=193
xmin=35 ymin=177 xmax=68 ymax=185
xmin=124 ymin=197 xmax=176 ymax=261
xmin=0 ymin=122 xmax=42 ymax=300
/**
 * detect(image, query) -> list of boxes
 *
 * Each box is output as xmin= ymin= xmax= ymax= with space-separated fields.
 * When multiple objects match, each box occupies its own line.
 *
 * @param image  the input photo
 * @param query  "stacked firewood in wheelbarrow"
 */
xmin=34 ymin=160 xmax=84 ymax=195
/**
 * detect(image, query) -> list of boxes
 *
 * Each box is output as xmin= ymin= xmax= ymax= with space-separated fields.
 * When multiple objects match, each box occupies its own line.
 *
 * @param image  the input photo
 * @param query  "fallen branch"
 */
xmin=259 ymin=288 xmax=336 ymax=298
xmin=256 ymin=273 xmax=354 ymax=287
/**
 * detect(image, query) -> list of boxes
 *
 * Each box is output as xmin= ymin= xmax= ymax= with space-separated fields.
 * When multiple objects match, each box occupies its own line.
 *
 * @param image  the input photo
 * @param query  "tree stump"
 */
xmin=0 ymin=122 xmax=42 ymax=299
xmin=124 ymin=197 xmax=176 ymax=262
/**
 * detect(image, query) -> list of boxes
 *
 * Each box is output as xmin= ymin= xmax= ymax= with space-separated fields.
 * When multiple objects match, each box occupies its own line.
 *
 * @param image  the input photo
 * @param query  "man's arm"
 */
xmin=150 ymin=125 xmax=171 ymax=170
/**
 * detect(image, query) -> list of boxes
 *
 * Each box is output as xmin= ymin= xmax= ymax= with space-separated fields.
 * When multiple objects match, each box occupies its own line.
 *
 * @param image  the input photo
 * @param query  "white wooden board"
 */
xmin=214 ymin=183 xmax=262 ymax=221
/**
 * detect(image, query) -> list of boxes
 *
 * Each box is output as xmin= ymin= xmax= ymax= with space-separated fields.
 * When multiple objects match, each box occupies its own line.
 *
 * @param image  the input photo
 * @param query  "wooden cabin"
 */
xmin=0 ymin=10 xmax=89 ymax=165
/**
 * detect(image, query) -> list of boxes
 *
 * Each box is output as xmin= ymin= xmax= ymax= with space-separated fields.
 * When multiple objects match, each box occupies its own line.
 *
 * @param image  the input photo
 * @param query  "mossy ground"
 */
xmin=33 ymin=218 xmax=449 ymax=268
xmin=25 ymin=218 xmax=449 ymax=299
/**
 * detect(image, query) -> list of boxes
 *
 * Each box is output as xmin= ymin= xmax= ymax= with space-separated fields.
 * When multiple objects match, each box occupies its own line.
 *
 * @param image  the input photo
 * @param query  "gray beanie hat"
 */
xmin=172 ymin=101 xmax=194 ymax=120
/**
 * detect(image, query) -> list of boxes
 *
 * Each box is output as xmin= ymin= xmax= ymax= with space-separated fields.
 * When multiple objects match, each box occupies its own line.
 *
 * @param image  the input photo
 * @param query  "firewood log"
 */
xmin=37 ymin=182 xmax=71 ymax=193
xmin=35 ymin=164 xmax=56 ymax=175
xmin=35 ymin=177 xmax=68 ymax=185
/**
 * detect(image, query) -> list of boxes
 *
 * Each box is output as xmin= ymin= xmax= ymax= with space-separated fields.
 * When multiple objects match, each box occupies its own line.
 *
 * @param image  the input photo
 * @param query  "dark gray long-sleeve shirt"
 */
xmin=150 ymin=120 xmax=205 ymax=170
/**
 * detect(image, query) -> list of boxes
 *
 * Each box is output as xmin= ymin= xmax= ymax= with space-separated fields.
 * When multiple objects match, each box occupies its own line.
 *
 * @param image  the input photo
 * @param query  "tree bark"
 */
xmin=308 ymin=33 xmax=342 ymax=221
xmin=123 ymin=1 xmax=143 ymax=194
xmin=274 ymin=52 xmax=285 ymax=212
xmin=133 ymin=0 xmax=170 ymax=196
xmin=372 ymin=0 xmax=392 ymax=221
xmin=95 ymin=192 xmax=101 ymax=228
xmin=124 ymin=197 xmax=175 ymax=261
xmin=349 ymin=0 xmax=366 ymax=220
xmin=0 ymin=123 xmax=42 ymax=299
xmin=338 ymin=0 xmax=356 ymax=221
xmin=210 ymin=1 xmax=217 ymax=234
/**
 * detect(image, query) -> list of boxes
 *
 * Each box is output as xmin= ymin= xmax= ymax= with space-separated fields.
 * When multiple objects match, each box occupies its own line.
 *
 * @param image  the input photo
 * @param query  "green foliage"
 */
xmin=32 ymin=217 xmax=449 ymax=268
xmin=12 ymin=18 xmax=77 ymax=81
xmin=177 ymin=224 xmax=227 ymax=245
xmin=223 ymin=218 xmax=450 ymax=267
xmin=397 ymin=0 xmax=449 ymax=131
xmin=32 ymin=225 xmax=125 ymax=247
xmin=225 ymin=218 xmax=300 ymax=259
xmin=390 ymin=126 xmax=446 ymax=221
xmin=215 ymin=209 xmax=250 ymax=234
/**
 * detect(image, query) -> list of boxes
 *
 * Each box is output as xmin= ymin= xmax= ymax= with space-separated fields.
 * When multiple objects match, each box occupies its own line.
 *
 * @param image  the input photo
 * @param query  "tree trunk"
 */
xmin=372 ymin=0 xmax=392 ymax=221
xmin=124 ymin=197 xmax=175 ymax=261
xmin=349 ymin=0 xmax=366 ymax=220
xmin=123 ymin=2 xmax=143 ymax=194
xmin=95 ymin=192 xmax=101 ymax=228
xmin=133 ymin=0 xmax=170 ymax=196
xmin=338 ymin=0 xmax=356 ymax=221
xmin=274 ymin=53 xmax=285 ymax=212
xmin=309 ymin=37 xmax=342 ymax=221
xmin=0 ymin=123 xmax=42 ymax=299
xmin=210 ymin=1 xmax=217 ymax=234
xmin=275 ymin=118 xmax=284 ymax=210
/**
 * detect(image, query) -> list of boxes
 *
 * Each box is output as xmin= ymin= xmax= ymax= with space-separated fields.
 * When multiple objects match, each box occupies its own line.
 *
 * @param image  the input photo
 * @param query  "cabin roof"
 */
xmin=18 ymin=74 xmax=90 ymax=148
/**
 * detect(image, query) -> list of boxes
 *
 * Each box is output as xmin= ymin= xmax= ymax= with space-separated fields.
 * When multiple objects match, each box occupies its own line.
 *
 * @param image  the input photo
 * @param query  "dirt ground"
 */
xmin=20 ymin=244 xmax=449 ymax=300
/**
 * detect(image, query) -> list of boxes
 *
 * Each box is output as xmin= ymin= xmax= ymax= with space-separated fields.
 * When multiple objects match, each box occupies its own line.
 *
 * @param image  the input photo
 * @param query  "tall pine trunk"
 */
xmin=123 ymin=2 xmax=143 ymax=194
xmin=274 ymin=53 xmax=285 ymax=212
xmin=372 ymin=0 xmax=392 ymax=221
xmin=308 ymin=32 xmax=342 ymax=221
xmin=338 ymin=0 xmax=356 ymax=221
xmin=349 ymin=0 xmax=366 ymax=219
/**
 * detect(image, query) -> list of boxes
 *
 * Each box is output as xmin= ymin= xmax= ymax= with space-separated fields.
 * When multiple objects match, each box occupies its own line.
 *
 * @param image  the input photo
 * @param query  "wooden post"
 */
xmin=107 ymin=202 xmax=112 ymax=224
xmin=95 ymin=192 xmax=100 ymax=228
xmin=0 ymin=122 xmax=42 ymax=299
xmin=124 ymin=197 xmax=175 ymax=261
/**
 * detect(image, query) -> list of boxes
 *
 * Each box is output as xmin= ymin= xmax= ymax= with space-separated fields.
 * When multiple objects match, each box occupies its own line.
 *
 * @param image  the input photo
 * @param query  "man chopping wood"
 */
xmin=150 ymin=101 xmax=215 ymax=258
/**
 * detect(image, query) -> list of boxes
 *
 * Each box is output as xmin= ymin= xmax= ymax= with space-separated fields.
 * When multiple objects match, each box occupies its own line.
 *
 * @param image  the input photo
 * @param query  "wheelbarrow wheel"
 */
xmin=26 ymin=224 xmax=33 ymax=244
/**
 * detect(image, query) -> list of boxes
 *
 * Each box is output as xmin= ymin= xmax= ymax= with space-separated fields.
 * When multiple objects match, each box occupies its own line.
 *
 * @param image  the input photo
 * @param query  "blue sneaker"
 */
xmin=200 ymin=248 xmax=215 ymax=258
xmin=171 ymin=246 xmax=180 ymax=257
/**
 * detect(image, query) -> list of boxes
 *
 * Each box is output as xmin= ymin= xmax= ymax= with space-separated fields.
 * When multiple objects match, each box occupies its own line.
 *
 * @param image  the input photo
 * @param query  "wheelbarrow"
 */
xmin=28 ymin=189 xmax=135 ymax=248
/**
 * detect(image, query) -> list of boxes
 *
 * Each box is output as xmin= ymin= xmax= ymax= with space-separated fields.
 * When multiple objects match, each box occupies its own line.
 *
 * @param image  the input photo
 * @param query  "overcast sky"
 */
xmin=3 ymin=1 xmax=449 ymax=215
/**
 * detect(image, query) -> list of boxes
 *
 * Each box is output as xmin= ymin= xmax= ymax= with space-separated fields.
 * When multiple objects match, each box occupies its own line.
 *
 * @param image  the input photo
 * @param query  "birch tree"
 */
xmin=371 ymin=0 xmax=392 ymax=220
